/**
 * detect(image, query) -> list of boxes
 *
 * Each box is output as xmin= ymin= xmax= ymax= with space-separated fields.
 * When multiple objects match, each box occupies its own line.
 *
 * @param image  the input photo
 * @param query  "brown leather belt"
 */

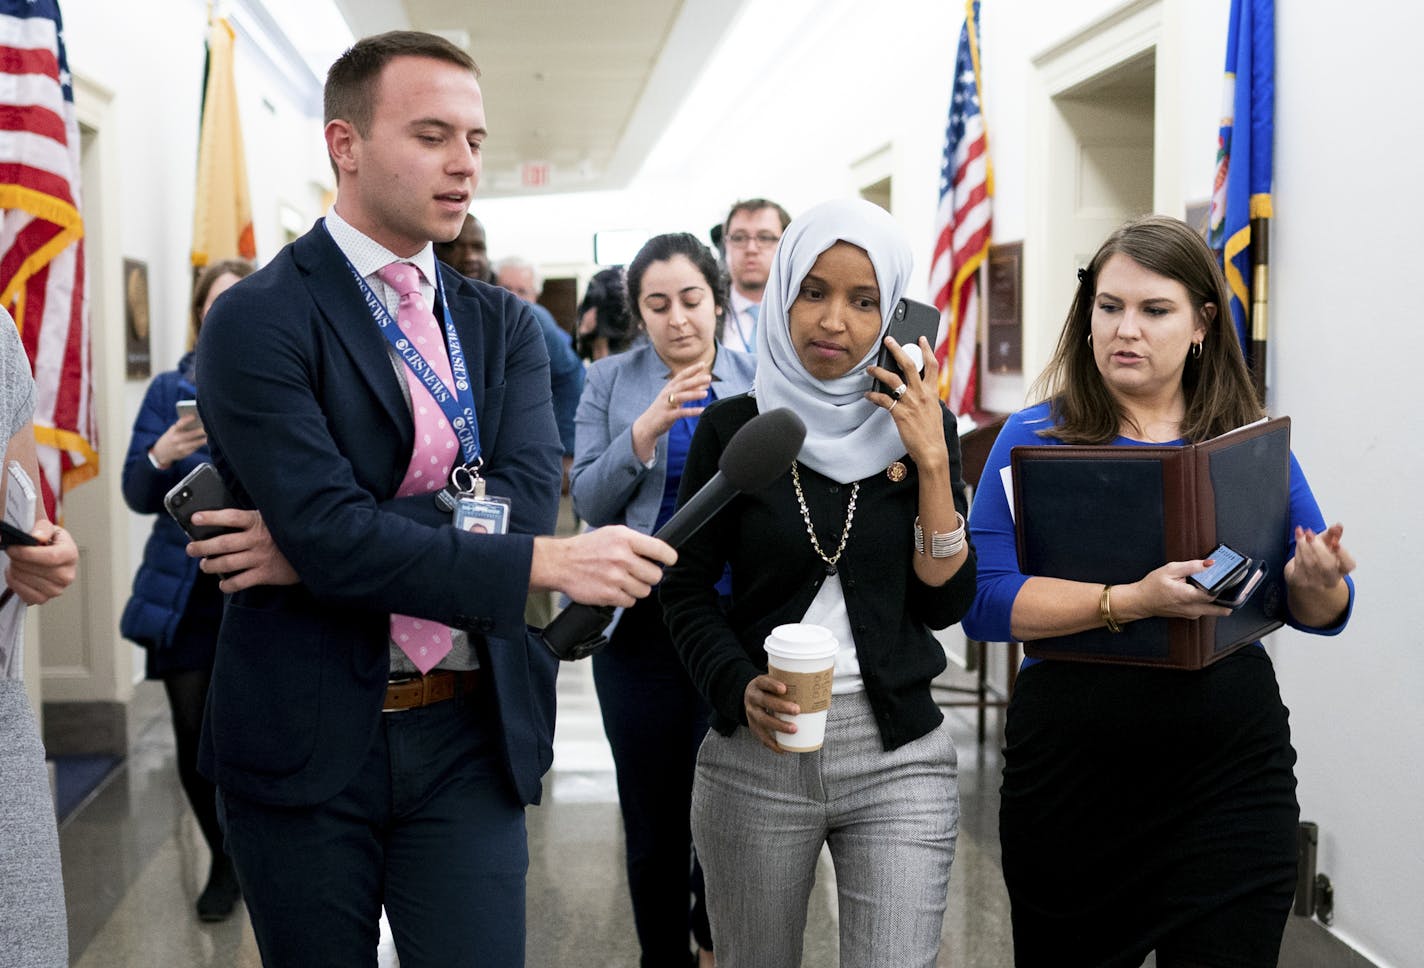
xmin=383 ymin=670 xmax=479 ymax=712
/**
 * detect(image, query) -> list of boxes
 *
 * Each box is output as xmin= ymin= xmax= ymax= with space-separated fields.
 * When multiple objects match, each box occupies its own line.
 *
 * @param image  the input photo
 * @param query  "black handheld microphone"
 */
xmin=541 ymin=407 xmax=807 ymax=661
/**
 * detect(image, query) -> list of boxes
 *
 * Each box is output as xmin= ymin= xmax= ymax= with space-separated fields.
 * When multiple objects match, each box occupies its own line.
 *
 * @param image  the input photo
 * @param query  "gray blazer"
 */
xmin=571 ymin=342 xmax=756 ymax=534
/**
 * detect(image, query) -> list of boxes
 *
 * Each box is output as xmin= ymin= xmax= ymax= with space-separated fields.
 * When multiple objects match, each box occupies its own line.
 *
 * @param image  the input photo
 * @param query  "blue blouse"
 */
xmin=961 ymin=402 xmax=1355 ymax=658
xmin=654 ymin=385 xmax=714 ymax=532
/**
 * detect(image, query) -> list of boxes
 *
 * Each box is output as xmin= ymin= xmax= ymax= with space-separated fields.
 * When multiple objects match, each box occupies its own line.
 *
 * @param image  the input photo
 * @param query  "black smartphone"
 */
xmin=0 ymin=519 xmax=40 ymax=548
xmin=164 ymin=463 xmax=240 ymax=541
xmin=1214 ymin=559 xmax=1267 ymax=609
xmin=872 ymin=298 xmax=941 ymax=395
xmin=1187 ymin=543 xmax=1251 ymax=596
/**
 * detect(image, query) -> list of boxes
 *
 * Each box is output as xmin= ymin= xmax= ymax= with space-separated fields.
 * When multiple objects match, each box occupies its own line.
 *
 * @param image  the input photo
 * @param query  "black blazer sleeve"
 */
xmin=660 ymin=401 xmax=763 ymax=728
xmin=197 ymin=245 xmax=557 ymax=641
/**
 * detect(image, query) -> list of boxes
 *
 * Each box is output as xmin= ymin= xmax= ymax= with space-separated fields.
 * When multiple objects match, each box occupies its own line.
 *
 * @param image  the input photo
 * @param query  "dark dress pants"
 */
xmin=217 ymin=681 xmax=527 ymax=968
xmin=595 ymin=596 xmax=712 ymax=966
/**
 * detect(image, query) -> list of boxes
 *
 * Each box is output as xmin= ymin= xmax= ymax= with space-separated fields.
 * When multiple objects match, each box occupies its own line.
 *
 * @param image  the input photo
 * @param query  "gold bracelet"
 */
xmin=1099 ymin=584 xmax=1122 ymax=633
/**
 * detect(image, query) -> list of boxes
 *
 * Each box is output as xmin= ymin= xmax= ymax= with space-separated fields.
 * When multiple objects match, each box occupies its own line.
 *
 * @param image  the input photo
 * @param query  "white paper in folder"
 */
xmin=1 ymin=459 xmax=37 ymax=679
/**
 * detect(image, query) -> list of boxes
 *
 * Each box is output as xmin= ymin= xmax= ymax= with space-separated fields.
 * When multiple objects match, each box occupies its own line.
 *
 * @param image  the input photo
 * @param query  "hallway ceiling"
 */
xmin=330 ymin=0 xmax=748 ymax=198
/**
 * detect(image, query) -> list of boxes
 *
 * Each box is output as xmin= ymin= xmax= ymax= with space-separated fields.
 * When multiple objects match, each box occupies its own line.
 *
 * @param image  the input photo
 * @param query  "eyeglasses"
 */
xmin=725 ymin=232 xmax=781 ymax=249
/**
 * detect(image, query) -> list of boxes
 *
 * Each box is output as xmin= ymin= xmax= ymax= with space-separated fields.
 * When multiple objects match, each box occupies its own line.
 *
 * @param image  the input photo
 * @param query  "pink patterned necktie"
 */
xmin=378 ymin=261 xmax=459 ymax=674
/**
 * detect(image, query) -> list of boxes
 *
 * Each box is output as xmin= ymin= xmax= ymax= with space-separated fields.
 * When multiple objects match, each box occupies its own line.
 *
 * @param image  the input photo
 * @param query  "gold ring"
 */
xmin=668 ymin=392 xmax=677 ymax=407
xmin=888 ymin=398 xmax=899 ymax=412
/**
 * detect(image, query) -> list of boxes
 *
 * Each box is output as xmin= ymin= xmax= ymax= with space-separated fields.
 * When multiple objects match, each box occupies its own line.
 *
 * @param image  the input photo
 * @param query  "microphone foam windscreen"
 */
xmin=718 ymin=407 xmax=807 ymax=492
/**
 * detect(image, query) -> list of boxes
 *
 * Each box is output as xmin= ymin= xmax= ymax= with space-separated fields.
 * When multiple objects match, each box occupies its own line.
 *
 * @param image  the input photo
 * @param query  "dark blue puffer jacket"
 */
xmin=118 ymin=355 xmax=209 ymax=649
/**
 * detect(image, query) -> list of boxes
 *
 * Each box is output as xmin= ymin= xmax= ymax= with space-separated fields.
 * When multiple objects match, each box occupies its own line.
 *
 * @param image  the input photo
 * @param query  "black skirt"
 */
xmin=999 ymin=647 xmax=1299 ymax=968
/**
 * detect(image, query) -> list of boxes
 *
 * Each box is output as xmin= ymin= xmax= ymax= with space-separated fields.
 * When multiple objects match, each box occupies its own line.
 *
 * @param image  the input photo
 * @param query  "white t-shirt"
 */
xmin=799 ymin=573 xmax=865 ymax=695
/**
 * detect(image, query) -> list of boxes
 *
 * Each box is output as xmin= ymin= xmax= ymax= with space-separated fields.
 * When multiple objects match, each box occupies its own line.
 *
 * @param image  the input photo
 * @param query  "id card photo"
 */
xmin=454 ymin=496 xmax=510 ymax=535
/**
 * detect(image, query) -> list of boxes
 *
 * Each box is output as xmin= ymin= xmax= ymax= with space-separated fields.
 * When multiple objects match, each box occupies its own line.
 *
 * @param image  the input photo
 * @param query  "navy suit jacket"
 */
xmin=195 ymin=222 xmax=562 ymax=808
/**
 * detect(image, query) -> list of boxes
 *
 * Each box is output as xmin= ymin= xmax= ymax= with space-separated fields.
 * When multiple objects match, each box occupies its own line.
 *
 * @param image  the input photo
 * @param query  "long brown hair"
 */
xmin=190 ymin=259 xmax=254 ymax=350
xmin=1030 ymin=215 xmax=1263 ymax=443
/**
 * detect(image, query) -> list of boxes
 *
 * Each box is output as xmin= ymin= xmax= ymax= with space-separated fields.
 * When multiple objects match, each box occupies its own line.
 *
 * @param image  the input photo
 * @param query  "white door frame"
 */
xmin=36 ymin=71 xmax=134 ymax=725
xmin=1022 ymin=0 xmax=1184 ymax=388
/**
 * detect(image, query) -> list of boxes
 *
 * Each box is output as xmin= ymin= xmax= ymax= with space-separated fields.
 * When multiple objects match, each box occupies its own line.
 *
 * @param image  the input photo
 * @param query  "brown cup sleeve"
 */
xmin=768 ymin=664 xmax=833 ymax=713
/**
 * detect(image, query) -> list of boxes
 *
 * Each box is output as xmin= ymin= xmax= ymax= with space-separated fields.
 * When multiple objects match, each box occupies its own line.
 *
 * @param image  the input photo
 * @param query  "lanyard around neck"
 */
xmin=331 ymin=238 xmax=482 ymax=466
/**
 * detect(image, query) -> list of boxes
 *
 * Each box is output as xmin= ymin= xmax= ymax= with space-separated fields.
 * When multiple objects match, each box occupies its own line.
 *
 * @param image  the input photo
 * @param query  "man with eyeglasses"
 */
xmin=719 ymin=198 xmax=790 ymax=354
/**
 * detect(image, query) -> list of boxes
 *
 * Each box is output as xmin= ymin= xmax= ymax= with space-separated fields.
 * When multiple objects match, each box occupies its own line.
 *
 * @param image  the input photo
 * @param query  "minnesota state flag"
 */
xmin=1208 ymin=0 xmax=1273 ymax=357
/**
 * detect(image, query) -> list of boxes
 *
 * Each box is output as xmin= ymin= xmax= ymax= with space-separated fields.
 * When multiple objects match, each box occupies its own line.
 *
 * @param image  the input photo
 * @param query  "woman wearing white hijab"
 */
xmin=661 ymin=198 xmax=976 ymax=967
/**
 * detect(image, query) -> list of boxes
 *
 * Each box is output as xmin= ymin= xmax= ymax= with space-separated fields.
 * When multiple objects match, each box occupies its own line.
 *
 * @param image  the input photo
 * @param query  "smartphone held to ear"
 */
xmin=164 ymin=463 xmax=239 ymax=541
xmin=872 ymin=298 xmax=940 ymax=396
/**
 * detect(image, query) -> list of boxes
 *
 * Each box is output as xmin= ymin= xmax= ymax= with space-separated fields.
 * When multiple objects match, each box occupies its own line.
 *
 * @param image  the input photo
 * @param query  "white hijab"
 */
xmin=753 ymin=198 xmax=915 ymax=484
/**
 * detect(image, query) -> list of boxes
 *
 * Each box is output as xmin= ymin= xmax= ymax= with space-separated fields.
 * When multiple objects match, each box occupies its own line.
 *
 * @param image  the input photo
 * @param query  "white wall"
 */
xmin=63 ymin=0 xmax=329 ymax=371
xmin=1264 ymin=3 xmax=1424 ymax=964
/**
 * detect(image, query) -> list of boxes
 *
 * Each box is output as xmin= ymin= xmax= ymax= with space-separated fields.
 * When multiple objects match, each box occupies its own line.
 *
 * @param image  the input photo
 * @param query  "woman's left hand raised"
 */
xmin=1283 ymin=522 xmax=1355 ymax=629
xmin=866 ymin=336 xmax=949 ymax=467
xmin=630 ymin=361 xmax=713 ymax=464
xmin=1285 ymin=523 xmax=1356 ymax=592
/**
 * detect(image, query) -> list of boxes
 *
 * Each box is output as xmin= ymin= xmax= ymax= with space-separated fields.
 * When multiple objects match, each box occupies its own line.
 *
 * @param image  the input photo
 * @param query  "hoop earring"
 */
xmin=1086 ymin=332 xmax=1093 ymax=346
xmin=1192 ymin=341 xmax=1202 ymax=359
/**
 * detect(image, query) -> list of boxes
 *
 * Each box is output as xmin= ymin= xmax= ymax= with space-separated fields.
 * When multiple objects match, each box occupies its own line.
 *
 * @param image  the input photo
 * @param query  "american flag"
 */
xmin=0 ymin=0 xmax=93 ymax=519
xmin=928 ymin=0 xmax=992 ymax=417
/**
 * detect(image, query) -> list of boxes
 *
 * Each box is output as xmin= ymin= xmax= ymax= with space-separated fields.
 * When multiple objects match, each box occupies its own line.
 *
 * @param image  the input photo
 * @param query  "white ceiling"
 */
xmin=328 ymin=0 xmax=750 ymax=198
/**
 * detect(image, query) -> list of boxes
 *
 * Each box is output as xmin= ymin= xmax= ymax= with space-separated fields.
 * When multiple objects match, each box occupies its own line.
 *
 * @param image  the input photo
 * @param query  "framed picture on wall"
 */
xmin=986 ymin=242 xmax=1023 ymax=375
xmin=124 ymin=258 xmax=151 ymax=379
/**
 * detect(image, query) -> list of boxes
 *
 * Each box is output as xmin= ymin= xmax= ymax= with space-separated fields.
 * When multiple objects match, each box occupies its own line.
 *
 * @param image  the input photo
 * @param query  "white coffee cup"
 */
xmin=762 ymin=623 xmax=838 ymax=752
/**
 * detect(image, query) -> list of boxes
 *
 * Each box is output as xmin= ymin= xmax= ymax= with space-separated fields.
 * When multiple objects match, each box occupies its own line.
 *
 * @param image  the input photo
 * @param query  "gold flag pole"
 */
xmin=1248 ymin=206 xmax=1270 ymax=405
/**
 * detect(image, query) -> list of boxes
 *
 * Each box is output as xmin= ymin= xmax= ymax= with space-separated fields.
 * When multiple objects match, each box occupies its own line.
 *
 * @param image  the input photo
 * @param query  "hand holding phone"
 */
xmin=872 ymin=298 xmax=940 ymax=396
xmin=1213 ymin=559 xmax=1267 ymax=609
xmin=1187 ymin=543 xmax=1249 ymax=596
xmin=175 ymin=399 xmax=201 ymax=428
xmin=0 ymin=519 xmax=40 ymax=548
xmin=164 ymin=463 xmax=240 ymax=541
xmin=1187 ymin=542 xmax=1264 ymax=609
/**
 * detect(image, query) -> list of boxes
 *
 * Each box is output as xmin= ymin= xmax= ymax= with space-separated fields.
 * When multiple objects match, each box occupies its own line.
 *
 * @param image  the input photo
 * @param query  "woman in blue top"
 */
xmin=119 ymin=259 xmax=252 ymax=922
xmin=570 ymin=232 xmax=756 ymax=968
xmin=962 ymin=215 xmax=1356 ymax=968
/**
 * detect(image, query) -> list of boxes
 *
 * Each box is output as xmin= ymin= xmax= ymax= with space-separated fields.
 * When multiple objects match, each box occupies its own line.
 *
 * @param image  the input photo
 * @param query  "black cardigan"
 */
xmin=660 ymin=394 xmax=977 ymax=751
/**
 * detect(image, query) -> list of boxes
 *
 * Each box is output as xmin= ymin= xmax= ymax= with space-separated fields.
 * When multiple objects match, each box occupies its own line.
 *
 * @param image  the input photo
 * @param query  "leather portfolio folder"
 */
xmin=1011 ymin=416 xmax=1291 ymax=670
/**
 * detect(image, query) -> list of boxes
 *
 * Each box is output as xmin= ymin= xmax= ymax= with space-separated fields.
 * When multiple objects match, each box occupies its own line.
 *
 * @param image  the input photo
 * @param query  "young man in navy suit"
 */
xmin=192 ymin=31 xmax=674 ymax=967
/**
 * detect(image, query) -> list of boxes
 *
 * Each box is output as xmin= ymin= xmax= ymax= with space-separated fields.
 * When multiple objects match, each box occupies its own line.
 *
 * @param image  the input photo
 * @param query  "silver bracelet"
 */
xmin=914 ymin=512 xmax=966 ymax=558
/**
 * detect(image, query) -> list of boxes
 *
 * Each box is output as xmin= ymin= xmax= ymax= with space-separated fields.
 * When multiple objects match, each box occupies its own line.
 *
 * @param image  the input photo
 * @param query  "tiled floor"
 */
xmin=56 ymin=656 xmax=1362 ymax=967
xmin=58 ymin=657 xmax=1017 ymax=967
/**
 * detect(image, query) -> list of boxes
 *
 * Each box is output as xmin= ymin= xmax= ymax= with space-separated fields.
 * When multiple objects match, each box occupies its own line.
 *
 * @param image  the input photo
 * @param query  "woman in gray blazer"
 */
xmin=571 ymin=233 xmax=755 ymax=968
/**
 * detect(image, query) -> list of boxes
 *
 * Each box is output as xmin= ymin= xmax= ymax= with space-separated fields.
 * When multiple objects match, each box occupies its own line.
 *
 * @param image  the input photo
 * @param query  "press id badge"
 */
xmin=454 ymin=495 xmax=510 ymax=535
